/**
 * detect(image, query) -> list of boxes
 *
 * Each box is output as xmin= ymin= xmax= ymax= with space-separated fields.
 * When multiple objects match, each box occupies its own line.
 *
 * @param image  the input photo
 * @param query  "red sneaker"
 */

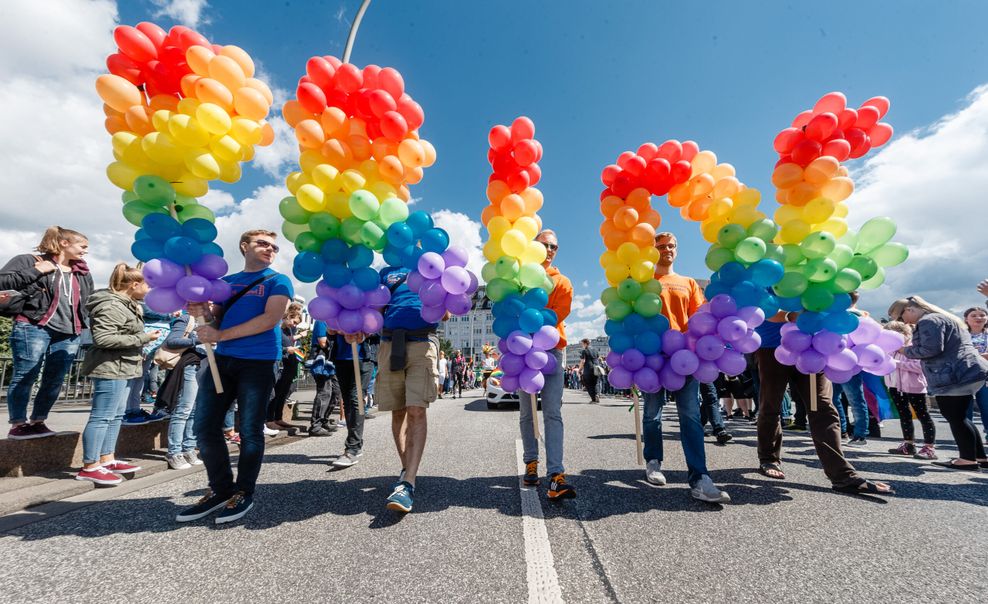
xmin=103 ymin=460 xmax=142 ymax=474
xmin=225 ymin=432 xmax=241 ymax=446
xmin=7 ymin=423 xmax=55 ymax=440
xmin=76 ymin=466 xmax=123 ymax=485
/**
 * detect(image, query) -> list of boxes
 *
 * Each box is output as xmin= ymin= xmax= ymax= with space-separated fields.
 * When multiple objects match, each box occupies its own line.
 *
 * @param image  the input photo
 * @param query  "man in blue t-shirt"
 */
xmin=176 ymin=229 xmax=293 ymax=525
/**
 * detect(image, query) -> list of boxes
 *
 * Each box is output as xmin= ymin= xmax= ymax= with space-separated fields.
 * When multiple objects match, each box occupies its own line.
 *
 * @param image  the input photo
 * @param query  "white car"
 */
xmin=485 ymin=376 xmax=540 ymax=410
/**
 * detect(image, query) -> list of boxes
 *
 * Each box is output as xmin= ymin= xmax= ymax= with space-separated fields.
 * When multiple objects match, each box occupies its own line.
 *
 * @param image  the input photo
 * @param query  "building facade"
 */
xmin=439 ymin=285 xmax=496 ymax=362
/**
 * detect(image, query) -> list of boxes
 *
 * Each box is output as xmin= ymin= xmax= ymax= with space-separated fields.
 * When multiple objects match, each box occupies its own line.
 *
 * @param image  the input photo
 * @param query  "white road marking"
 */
xmin=516 ymin=439 xmax=565 ymax=604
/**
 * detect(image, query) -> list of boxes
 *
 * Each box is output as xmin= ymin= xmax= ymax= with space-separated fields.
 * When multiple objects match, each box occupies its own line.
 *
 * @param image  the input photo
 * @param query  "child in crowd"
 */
xmin=884 ymin=321 xmax=937 ymax=459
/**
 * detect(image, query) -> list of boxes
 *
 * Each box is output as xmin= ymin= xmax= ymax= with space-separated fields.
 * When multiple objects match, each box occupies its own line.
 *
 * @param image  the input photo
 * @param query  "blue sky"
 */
xmin=4 ymin=0 xmax=986 ymax=337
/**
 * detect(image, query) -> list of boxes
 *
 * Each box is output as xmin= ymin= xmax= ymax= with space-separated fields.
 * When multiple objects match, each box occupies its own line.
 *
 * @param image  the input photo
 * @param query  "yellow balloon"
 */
xmin=802 ymin=197 xmax=836 ymax=224
xmin=521 ymin=240 xmax=547 ymax=265
xmin=774 ymin=204 xmax=801 ymax=226
xmin=730 ymin=206 xmax=762 ymax=228
xmin=218 ymin=160 xmax=242 ymax=183
xmin=111 ymin=130 xmax=139 ymax=156
xmin=184 ymin=149 xmax=222 ymax=180
xmin=312 ymin=163 xmax=340 ymax=190
xmin=195 ymin=103 xmax=232 ymax=135
xmin=833 ymin=201 xmax=849 ymax=218
xmin=780 ymin=219 xmax=811 ymax=244
xmin=326 ymin=191 xmax=351 ymax=218
xmin=483 ymin=239 xmax=503 ymax=262
xmin=708 ymin=197 xmax=733 ymax=219
xmin=732 ymin=187 xmax=761 ymax=207
xmin=151 ymin=109 xmax=172 ymax=132
xmin=106 ymin=161 xmax=141 ymax=190
xmin=501 ymin=229 xmax=527 ymax=257
xmin=285 ymin=171 xmax=304 ymax=194
xmin=176 ymin=97 xmax=201 ymax=116
xmin=241 ymin=145 xmax=255 ymax=161
xmin=296 ymin=183 xmax=325 ymax=211
xmin=513 ymin=216 xmax=539 ymax=240
xmin=230 ymin=117 xmax=262 ymax=145
xmin=369 ymin=181 xmax=398 ymax=202
xmin=818 ymin=218 xmax=848 ymax=238
xmin=488 ymin=216 xmax=511 ymax=238
xmin=142 ymin=131 xmax=184 ymax=165
xmin=209 ymin=134 xmax=243 ymax=163
xmin=168 ymin=114 xmax=210 ymax=148
xmin=630 ymin=261 xmax=654 ymax=282
xmin=599 ymin=250 xmax=617 ymax=269
xmin=339 ymin=169 xmax=366 ymax=193
xmin=605 ymin=263 xmax=630 ymax=285
xmin=616 ymin=242 xmax=640 ymax=265
xmin=642 ymin=245 xmax=660 ymax=264
xmin=701 ymin=218 xmax=724 ymax=243
xmin=299 ymin=150 xmax=324 ymax=174
xmin=173 ymin=175 xmax=208 ymax=198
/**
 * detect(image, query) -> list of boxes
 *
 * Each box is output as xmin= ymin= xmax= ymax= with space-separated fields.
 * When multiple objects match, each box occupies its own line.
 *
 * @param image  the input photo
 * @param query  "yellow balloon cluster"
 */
xmin=771 ymin=157 xmax=852 ymax=244
xmin=96 ymin=44 xmax=274 ymax=198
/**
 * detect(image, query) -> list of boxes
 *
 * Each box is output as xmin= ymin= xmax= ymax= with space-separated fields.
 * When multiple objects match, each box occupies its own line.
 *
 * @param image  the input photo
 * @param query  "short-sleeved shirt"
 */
xmin=215 ymin=268 xmax=293 ymax=361
xmin=311 ymin=320 xmax=328 ymax=349
xmin=971 ymin=331 xmax=988 ymax=354
xmin=657 ymin=273 xmax=705 ymax=332
xmin=755 ymin=321 xmax=784 ymax=349
xmin=381 ymin=266 xmax=437 ymax=332
xmin=580 ymin=348 xmax=596 ymax=374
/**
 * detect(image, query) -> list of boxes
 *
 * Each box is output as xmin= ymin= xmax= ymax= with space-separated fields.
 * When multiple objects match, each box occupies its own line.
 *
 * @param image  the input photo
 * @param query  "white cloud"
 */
xmin=432 ymin=210 xmax=485 ymax=278
xmin=850 ymin=84 xmax=988 ymax=316
xmin=577 ymin=299 xmax=604 ymax=319
xmin=151 ymin=0 xmax=208 ymax=27
xmin=200 ymin=188 xmax=236 ymax=213
xmin=581 ymin=279 xmax=589 ymax=288
xmin=251 ymin=116 xmax=296 ymax=180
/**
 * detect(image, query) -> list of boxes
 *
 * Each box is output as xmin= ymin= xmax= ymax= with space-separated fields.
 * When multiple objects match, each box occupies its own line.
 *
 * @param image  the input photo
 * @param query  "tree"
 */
xmin=438 ymin=336 xmax=453 ymax=359
xmin=0 ymin=317 xmax=10 ymax=357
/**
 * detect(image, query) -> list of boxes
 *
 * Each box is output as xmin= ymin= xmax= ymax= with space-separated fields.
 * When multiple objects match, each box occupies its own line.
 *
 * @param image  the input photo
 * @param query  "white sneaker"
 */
xmin=332 ymin=452 xmax=361 ymax=468
xmin=645 ymin=459 xmax=666 ymax=486
xmin=262 ymin=426 xmax=280 ymax=437
xmin=167 ymin=454 xmax=192 ymax=470
xmin=183 ymin=450 xmax=203 ymax=466
xmin=690 ymin=475 xmax=731 ymax=503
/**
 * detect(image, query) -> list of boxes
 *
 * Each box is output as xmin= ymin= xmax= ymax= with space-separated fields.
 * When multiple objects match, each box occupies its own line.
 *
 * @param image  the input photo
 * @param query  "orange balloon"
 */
xmin=295 ymin=119 xmax=325 ymax=149
xmin=689 ymin=173 xmax=715 ymax=198
xmin=500 ymin=194 xmax=525 ymax=221
xmin=282 ymin=100 xmax=314 ymax=127
xmin=613 ymin=206 xmax=639 ymax=230
xmin=786 ymin=182 xmax=818 ymax=207
xmin=219 ymin=45 xmax=256 ymax=78
xmin=320 ymin=107 xmax=347 ymax=138
xmin=148 ymin=94 xmax=179 ymax=113
xmin=803 ymin=156 xmax=840 ymax=185
xmin=629 ymin=223 xmax=656 ymax=246
xmin=481 ymin=204 xmax=500 ymax=225
xmin=641 ymin=209 xmax=661 ymax=228
xmin=321 ymin=138 xmax=352 ymax=166
xmin=348 ymin=134 xmax=372 ymax=161
xmin=259 ymin=121 xmax=275 ymax=146
xmin=103 ymin=104 xmax=121 ymax=118
xmin=96 ymin=74 xmax=143 ymax=113
xmin=420 ymin=139 xmax=437 ymax=167
xmin=667 ymin=182 xmax=691 ymax=208
xmin=180 ymin=74 xmax=201 ymax=99
xmin=405 ymin=165 xmax=424 ymax=185
xmin=194 ymin=78 xmax=233 ymax=111
xmin=520 ymin=188 xmax=543 ymax=214
xmin=208 ymin=55 xmax=247 ymax=93
xmin=124 ymin=106 xmax=153 ymax=135
xmin=625 ymin=187 xmax=651 ymax=212
xmin=599 ymin=195 xmax=624 ymax=219
xmin=379 ymin=155 xmax=404 ymax=183
xmin=821 ymin=176 xmax=854 ymax=202
xmin=771 ymin=162 xmax=803 ymax=189
xmin=397 ymin=184 xmax=411 ymax=201
xmin=233 ymin=87 xmax=269 ymax=121
xmin=371 ymin=137 xmax=396 ymax=161
xmin=486 ymin=180 xmax=510 ymax=204
xmin=104 ymin=115 xmax=129 ymax=135
xmin=244 ymin=78 xmax=273 ymax=105
xmin=686 ymin=198 xmax=711 ymax=221
xmin=602 ymin=226 xmax=627 ymax=251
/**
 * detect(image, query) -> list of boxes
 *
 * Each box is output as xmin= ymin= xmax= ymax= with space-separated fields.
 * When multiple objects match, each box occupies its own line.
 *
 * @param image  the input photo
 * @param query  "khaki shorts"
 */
xmin=375 ymin=338 xmax=439 ymax=411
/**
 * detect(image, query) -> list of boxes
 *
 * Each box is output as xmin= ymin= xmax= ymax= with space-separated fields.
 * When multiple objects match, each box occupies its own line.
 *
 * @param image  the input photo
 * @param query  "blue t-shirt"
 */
xmin=216 ymin=268 xmax=294 ymax=361
xmin=312 ymin=320 xmax=328 ymax=348
xmin=311 ymin=320 xmax=365 ymax=360
xmin=381 ymin=266 xmax=438 ymax=331
xmin=755 ymin=321 xmax=783 ymax=349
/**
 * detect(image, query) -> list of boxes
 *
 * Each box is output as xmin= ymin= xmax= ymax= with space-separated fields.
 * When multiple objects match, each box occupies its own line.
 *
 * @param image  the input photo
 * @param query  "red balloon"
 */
xmin=366 ymin=121 xmax=381 ymax=140
xmin=489 ymin=125 xmax=511 ymax=151
xmin=848 ymin=131 xmax=872 ymax=159
xmin=174 ymin=27 xmax=209 ymax=51
xmin=335 ymin=63 xmax=363 ymax=93
xmin=506 ymin=169 xmax=531 ymax=193
xmin=670 ymin=160 xmax=692 ymax=183
xmin=845 ymin=128 xmax=867 ymax=153
xmin=396 ymin=95 xmax=424 ymax=130
xmin=353 ymin=89 xmax=375 ymax=120
xmin=491 ymin=150 xmax=515 ymax=176
xmin=107 ymin=52 xmax=142 ymax=85
xmin=513 ymin=139 xmax=538 ymax=166
xmin=510 ymin=116 xmax=535 ymax=142
xmin=525 ymin=163 xmax=541 ymax=186
xmin=114 ymin=26 xmax=157 ymax=63
xmin=378 ymin=67 xmax=404 ymax=99
xmin=297 ymin=82 xmax=327 ymax=114
xmin=601 ymin=164 xmax=620 ymax=186
xmin=656 ymin=140 xmax=682 ymax=163
xmin=135 ymin=22 xmax=167 ymax=49
xmin=533 ymin=140 xmax=543 ymax=162
xmin=362 ymin=64 xmax=381 ymax=89
xmin=869 ymin=123 xmax=894 ymax=147
xmin=862 ymin=96 xmax=891 ymax=118
xmin=680 ymin=140 xmax=699 ymax=162
xmin=791 ymin=110 xmax=813 ymax=129
xmin=324 ymin=55 xmax=343 ymax=69
xmin=773 ymin=127 xmax=800 ymax=154
xmin=790 ymin=139 xmax=822 ymax=166
xmin=611 ymin=172 xmax=634 ymax=198
xmin=367 ymin=89 xmax=396 ymax=118
xmin=837 ymin=108 xmax=858 ymax=130
xmin=380 ymin=111 xmax=408 ymax=141
xmin=855 ymin=106 xmax=880 ymax=130
xmin=306 ymin=56 xmax=336 ymax=89
xmin=624 ymin=155 xmax=646 ymax=177
xmin=643 ymin=158 xmax=672 ymax=194
xmin=637 ymin=143 xmax=658 ymax=161
xmin=813 ymin=91 xmax=846 ymax=115
xmin=804 ymin=112 xmax=838 ymax=141
xmin=822 ymin=139 xmax=851 ymax=161
xmin=616 ymin=151 xmax=637 ymax=171
xmin=324 ymin=88 xmax=349 ymax=111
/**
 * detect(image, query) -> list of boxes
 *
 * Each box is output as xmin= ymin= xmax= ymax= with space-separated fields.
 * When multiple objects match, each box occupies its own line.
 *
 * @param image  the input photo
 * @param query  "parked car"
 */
xmin=485 ymin=375 xmax=540 ymax=410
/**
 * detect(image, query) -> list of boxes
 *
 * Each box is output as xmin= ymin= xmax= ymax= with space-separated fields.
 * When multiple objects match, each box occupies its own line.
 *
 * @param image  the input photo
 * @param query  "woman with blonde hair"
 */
xmin=0 ymin=226 xmax=94 ymax=440
xmin=77 ymin=263 xmax=159 ymax=485
xmin=889 ymin=295 xmax=988 ymax=471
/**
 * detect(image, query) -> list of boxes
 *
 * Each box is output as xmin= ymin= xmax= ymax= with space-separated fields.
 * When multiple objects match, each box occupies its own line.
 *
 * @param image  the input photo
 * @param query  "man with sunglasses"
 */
xmin=176 ymin=229 xmax=293 ymax=524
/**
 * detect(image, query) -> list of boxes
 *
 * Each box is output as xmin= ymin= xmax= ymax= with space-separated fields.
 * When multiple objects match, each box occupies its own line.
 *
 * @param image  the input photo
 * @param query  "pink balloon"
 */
xmin=441 ymin=245 xmax=469 ymax=268
xmin=874 ymin=330 xmax=905 ymax=354
xmin=417 ymin=252 xmax=445 ymax=280
xmin=440 ymin=266 xmax=471 ymax=295
xmin=361 ymin=308 xmax=383 ymax=333
xmin=405 ymin=270 xmax=424 ymax=292
xmin=532 ymin=325 xmax=560 ymax=350
xmin=736 ymin=306 xmax=766 ymax=329
xmin=849 ymin=317 xmax=882 ymax=345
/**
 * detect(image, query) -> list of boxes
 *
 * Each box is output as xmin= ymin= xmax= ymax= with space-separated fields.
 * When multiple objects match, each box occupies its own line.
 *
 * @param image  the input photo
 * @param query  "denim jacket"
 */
xmin=904 ymin=313 xmax=988 ymax=395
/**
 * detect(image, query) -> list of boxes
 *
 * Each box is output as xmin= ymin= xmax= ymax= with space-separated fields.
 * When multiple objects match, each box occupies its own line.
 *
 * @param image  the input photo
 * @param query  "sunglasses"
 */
xmin=541 ymin=242 xmax=558 ymax=251
xmin=252 ymin=240 xmax=280 ymax=253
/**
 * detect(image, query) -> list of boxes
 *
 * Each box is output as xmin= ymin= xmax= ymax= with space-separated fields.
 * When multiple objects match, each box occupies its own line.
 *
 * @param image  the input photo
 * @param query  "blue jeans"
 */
xmin=125 ymin=355 xmax=155 ymax=414
xmin=6 ymin=322 xmax=80 ymax=424
xmin=835 ymin=395 xmax=848 ymax=435
xmin=519 ymin=349 xmax=565 ymax=475
xmin=194 ymin=355 xmax=277 ymax=497
xmin=838 ymin=373 xmax=868 ymax=438
xmin=698 ymin=381 xmax=725 ymax=432
xmin=168 ymin=363 xmax=201 ymax=455
xmin=642 ymin=377 xmax=708 ymax=486
xmin=966 ymin=384 xmax=988 ymax=434
xmin=81 ymin=378 xmax=131 ymax=463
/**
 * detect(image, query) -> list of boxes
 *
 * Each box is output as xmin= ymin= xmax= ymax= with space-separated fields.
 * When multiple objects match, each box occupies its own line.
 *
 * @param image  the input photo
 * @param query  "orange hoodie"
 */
xmin=545 ymin=266 xmax=573 ymax=349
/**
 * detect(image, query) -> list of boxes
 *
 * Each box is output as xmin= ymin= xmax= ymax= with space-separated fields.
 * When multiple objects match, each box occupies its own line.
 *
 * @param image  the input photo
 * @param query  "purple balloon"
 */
xmin=608 ymin=366 xmax=633 ymax=390
xmin=694 ymin=360 xmax=721 ymax=383
xmin=662 ymin=330 xmax=687 ymax=354
xmin=659 ymin=364 xmax=686 ymax=391
xmin=717 ymin=317 xmax=748 ymax=343
xmin=421 ymin=303 xmax=446 ymax=323
xmin=634 ymin=367 xmax=661 ymax=393
xmin=501 ymin=352 xmax=525 ymax=376
xmin=506 ymin=331 xmax=533 ymax=355
xmin=781 ymin=329 xmax=812 ymax=352
xmin=811 ymin=330 xmax=845 ymax=356
xmin=465 ymin=270 xmax=479 ymax=294
xmin=709 ymin=294 xmax=738 ymax=318
xmin=446 ymin=293 xmax=472 ymax=316
xmin=774 ymin=345 xmax=798 ymax=366
xmin=695 ymin=335 xmax=726 ymax=361
xmin=309 ymin=295 xmax=340 ymax=321
xmin=316 ymin=281 xmax=336 ymax=298
xmin=362 ymin=308 xmax=383 ymax=333
xmin=732 ymin=331 xmax=762 ymax=354
xmin=406 ymin=270 xmax=424 ymax=292
xmin=519 ymin=368 xmax=545 ymax=394
xmin=142 ymin=258 xmax=184 ymax=288
xmin=532 ymin=325 xmax=560 ymax=350
xmin=606 ymin=351 xmax=621 ymax=367
xmin=827 ymin=348 xmax=858 ymax=371
xmin=687 ymin=311 xmax=718 ymax=336
xmin=176 ymin=274 xmax=212 ymax=303
xmin=338 ymin=309 xmax=364 ymax=333
xmin=441 ymin=266 xmax=471 ymax=296
xmin=541 ymin=352 xmax=557 ymax=375
xmin=500 ymin=374 xmax=520 ymax=393
xmin=525 ymin=349 xmax=549 ymax=370
xmin=868 ymin=357 xmax=896 ymax=376
xmin=795 ymin=349 xmax=827 ymax=374
xmin=365 ymin=285 xmax=391 ymax=307
xmin=209 ymin=279 xmax=232 ymax=302
xmin=736 ymin=306 xmax=766 ymax=328
xmin=874 ymin=330 xmax=905 ymax=354
xmin=191 ymin=254 xmax=228 ymax=280
xmin=645 ymin=353 xmax=664 ymax=372
xmin=327 ymin=316 xmax=341 ymax=332
xmin=337 ymin=285 xmax=365 ymax=310
xmin=145 ymin=286 xmax=185 ymax=313
xmin=716 ymin=349 xmax=747 ymax=375
xmin=852 ymin=344 xmax=885 ymax=369
xmin=497 ymin=338 xmax=509 ymax=355
xmin=622 ymin=349 xmax=646 ymax=371
xmin=417 ymin=252 xmax=445 ymax=280
xmin=849 ymin=316 xmax=881 ymax=345
xmin=441 ymin=245 xmax=469 ymax=268
xmin=670 ymin=349 xmax=699 ymax=375
xmin=824 ymin=366 xmax=857 ymax=383
xmin=420 ymin=279 xmax=447 ymax=307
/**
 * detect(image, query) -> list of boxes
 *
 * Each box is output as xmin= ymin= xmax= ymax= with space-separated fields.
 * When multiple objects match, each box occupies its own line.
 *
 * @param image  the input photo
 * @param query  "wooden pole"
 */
xmin=530 ymin=392 xmax=541 ymax=441
xmin=631 ymin=389 xmax=644 ymax=466
xmin=352 ymin=341 xmax=364 ymax=417
xmin=809 ymin=372 xmax=817 ymax=412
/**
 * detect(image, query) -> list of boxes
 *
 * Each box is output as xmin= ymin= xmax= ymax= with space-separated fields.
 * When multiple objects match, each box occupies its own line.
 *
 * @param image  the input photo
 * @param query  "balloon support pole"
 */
xmin=631 ymin=389 xmax=644 ymax=466
xmin=530 ymin=392 xmax=541 ymax=441
xmin=352 ymin=342 xmax=364 ymax=419
xmin=809 ymin=372 xmax=818 ymax=412
xmin=343 ymin=0 xmax=372 ymax=64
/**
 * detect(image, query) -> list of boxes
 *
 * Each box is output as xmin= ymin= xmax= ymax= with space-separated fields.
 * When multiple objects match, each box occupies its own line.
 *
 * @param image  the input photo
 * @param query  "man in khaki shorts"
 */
xmin=374 ymin=265 xmax=442 ymax=513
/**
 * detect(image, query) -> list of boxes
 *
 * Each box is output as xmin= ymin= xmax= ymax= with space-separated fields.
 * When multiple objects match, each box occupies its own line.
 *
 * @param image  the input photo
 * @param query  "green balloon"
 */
xmin=747 ymin=218 xmax=779 ymax=242
xmin=838 ymin=231 xmax=858 ymax=250
xmin=642 ymin=280 xmax=663 ymax=295
xmin=133 ymin=175 xmax=176 ymax=207
xmin=282 ymin=221 xmax=310 ymax=242
xmin=773 ymin=271 xmax=809 ymax=298
xmin=856 ymin=216 xmax=897 ymax=255
xmin=295 ymin=231 xmax=322 ymax=253
xmin=764 ymin=244 xmax=786 ymax=264
xmin=360 ymin=221 xmax=386 ymax=250
xmin=541 ymin=276 xmax=555 ymax=293
xmin=735 ymin=237 xmax=767 ymax=264
xmin=486 ymin=278 xmax=519 ymax=302
xmin=830 ymin=244 xmax=854 ymax=269
xmin=799 ymin=231 xmax=837 ymax=259
xmin=617 ymin=278 xmax=642 ymax=302
xmin=121 ymin=190 xmax=139 ymax=204
xmin=605 ymin=299 xmax=633 ymax=321
xmin=801 ymin=284 xmax=834 ymax=313
xmin=830 ymin=267 xmax=862 ymax=294
xmin=601 ymin=287 xmax=620 ymax=306
xmin=279 ymin=196 xmax=312 ymax=225
xmin=848 ymin=255 xmax=879 ymax=281
xmin=348 ymin=190 xmax=380 ymax=221
xmin=803 ymin=257 xmax=838 ymax=283
xmin=341 ymin=217 xmax=364 ymax=245
xmin=176 ymin=204 xmax=214 ymax=223
xmin=309 ymin=213 xmax=341 ymax=239
xmin=781 ymin=244 xmax=804 ymax=267
xmin=122 ymin=200 xmax=167 ymax=227
xmin=870 ymin=242 xmax=909 ymax=267
xmin=519 ymin=263 xmax=547 ymax=289
xmin=705 ymin=246 xmax=735 ymax=272
xmin=717 ymin=224 xmax=747 ymax=249
xmin=378 ymin=196 xmax=409 ymax=226
xmin=481 ymin=262 xmax=498 ymax=283
xmin=495 ymin=256 xmax=520 ymax=280
xmin=859 ymin=266 xmax=886 ymax=290
xmin=633 ymin=292 xmax=662 ymax=317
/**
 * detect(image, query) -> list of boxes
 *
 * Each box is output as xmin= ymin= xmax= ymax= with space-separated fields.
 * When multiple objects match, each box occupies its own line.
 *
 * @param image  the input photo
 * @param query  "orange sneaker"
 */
xmin=547 ymin=473 xmax=576 ymax=501
xmin=523 ymin=460 xmax=539 ymax=486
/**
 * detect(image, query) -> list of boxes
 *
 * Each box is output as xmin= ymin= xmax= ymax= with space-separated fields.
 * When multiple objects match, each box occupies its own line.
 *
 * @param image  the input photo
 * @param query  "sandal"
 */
xmin=832 ymin=479 xmax=895 ymax=496
xmin=758 ymin=463 xmax=785 ymax=480
xmin=932 ymin=459 xmax=982 ymax=472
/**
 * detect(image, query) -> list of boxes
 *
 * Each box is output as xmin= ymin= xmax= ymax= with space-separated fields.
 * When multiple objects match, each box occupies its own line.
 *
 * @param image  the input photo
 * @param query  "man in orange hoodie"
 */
xmin=520 ymin=229 xmax=576 ymax=501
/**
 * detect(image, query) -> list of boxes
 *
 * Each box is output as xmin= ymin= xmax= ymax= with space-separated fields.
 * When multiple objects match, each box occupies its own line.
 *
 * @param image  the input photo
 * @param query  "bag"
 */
xmin=0 ymin=255 xmax=42 ymax=318
xmin=153 ymin=317 xmax=196 ymax=369
xmin=593 ymin=363 xmax=606 ymax=377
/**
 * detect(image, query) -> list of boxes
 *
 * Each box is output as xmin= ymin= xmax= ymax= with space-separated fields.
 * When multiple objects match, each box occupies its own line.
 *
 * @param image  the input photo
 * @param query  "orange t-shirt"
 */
xmin=545 ymin=266 xmax=573 ymax=349
xmin=657 ymin=273 xmax=705 ymax=332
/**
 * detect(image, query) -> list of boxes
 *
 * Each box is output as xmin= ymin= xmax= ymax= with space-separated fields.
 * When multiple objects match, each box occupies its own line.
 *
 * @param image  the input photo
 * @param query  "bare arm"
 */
xmin=199 ymin=295 xmax=291 ymax=344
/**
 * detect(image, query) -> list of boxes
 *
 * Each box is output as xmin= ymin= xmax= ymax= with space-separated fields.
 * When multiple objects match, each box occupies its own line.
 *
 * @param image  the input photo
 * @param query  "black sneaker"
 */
xmin=215 ymin=491 xmax=254 ymax=525
xmin=715 ymin=430 xmax=734 ymax=445
xmin=846 ymin=437 xmax=868 ymax=447
xmin=175 ymin=489 xmax=231 ymax=522
xmin=523 ymin=460 xmax=539 ymax=486
xmin=548 ymin=473 xmax=576 ymax=501
xmin=308 ymin=426 xmax=332 ymax=437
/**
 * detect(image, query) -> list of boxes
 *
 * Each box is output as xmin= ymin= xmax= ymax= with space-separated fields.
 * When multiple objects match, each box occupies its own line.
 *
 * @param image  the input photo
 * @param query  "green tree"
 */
xmin=438 ymin=336 xmax=453 ymax=359
xmin=0 ymin=317 xmax=11 ymax=357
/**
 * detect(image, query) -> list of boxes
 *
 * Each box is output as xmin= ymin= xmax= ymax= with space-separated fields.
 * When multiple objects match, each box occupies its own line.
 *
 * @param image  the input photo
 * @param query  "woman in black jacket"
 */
xmin=1 ymin=226 xmax=93 ymax=440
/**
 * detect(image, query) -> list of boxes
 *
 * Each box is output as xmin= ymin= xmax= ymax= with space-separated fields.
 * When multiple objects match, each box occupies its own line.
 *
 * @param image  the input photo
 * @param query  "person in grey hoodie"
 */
xmin=76 ymin=264 xmax=159 ymax=486
xmin=889 ymin=295 xmax=988 ymax=471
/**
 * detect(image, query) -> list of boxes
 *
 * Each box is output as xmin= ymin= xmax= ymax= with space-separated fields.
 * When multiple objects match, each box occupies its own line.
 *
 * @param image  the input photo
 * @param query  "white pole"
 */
xmin=342 ymin=0 xmax=372 ymax=64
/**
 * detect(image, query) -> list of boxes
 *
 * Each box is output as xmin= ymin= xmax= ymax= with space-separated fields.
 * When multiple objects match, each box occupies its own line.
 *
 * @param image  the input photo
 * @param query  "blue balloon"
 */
xmin=518 ymin=308 xmax=545 ymax=333
xmin=181 ymin=218 xmax=218 ymax=243
xmin=732 ymin=281 xmax=762 ymax=308
xmin=163 ymin=236 xmax=202 ymax=265
xmin=777 ymin=295 xmax=804 ymax=312
xmin=321 ymin=238 xmax=349 ymax=264
xmin=823 ymin=310 xmax=860 ymax=334
xmin=382 ymin=245 xmax=403 ymax=267
xmin=828 ymin=293 xmax=852 ymax=313
xmin=750 ymin=259 xmax=785 ymax=287
xmin=323 ymin=263 xmax=352 ymax=288
xmin=796 ymin=312 xmax=825 ymax=334
xmin=624 ymin=312 xmax=648 ymax=334
xmin=718 ymin=262 xmax=747 ymax=286
xmin=636 ymin=331 xmax=662 ymax=355
xmin=352 ymin=267 xmax=379 ymax=291
xmin=501 ymin=295 xmax=525 ymax=318
xmin=609 ymin=333 xmax=634 ymax=353
xmin=135 ymin=228 xmax=151 ymax=241
xmin=540 ymin=309 xmax=557 ymax=327
xmin=406 ymin=211 xmax=433 ymax=236
xmin=421 ymin=228 xmax=450 ymax=254
xmin=758 ymin=293 xmax=781 ymax=317
xmin=142 ymin=214 xmax=181 ymax=242
xmin=522 ymin=288 xmax=549 ymax=309
xmin=201 ymin=242 xmax=224 ymax=257
xmin=347 ymin=244 xmax=374 ymax=269
xmin=131 ymin=238 xmax=164 ymax=262
xmin=704 ymin=281 xmax=728 ymax=300
xmin=401 ymin=246 xmax=424 ymax=269
xmin=604 ymin=319 xmax=625 ymax=337
xmin=386 ymin=222 xmax=414 ymax=248
xmin=294 ymin=252 xmax=324 ymax=283
xmin=492 ymin=316 xmax=517 ymax=339
xmin=647 ymin=314 xmax=670 ymax=334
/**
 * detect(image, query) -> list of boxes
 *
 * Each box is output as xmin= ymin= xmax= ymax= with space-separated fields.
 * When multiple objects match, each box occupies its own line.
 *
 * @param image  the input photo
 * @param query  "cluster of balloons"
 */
xmin=309 ymin=280 xmax=391 ymax=335
xmin=774 ymin=316 xmax=904 ymax=384
xmin=98 ymin=23 xmax=274 ymax=198
xmin=406 ymin=245 xmax=480 ymax=322
xmin=480 ymin=117 xmax=559 ymax=393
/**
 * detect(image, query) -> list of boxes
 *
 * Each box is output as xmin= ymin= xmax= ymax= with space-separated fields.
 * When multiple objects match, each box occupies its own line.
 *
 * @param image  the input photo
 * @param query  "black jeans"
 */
xmin=336 ymin=358 xmax=372 ymax=454
xmin=582 ymin=371 xmax=598 ymax=401
xmin=267 ymin=357 xmax=300 ymax=422
xmin=699 ymin=381 xmax=726 ymax=432
xmin=936 ymin=394 xmax=986 ymax=461
xmin=194 ymin=355 xmax=277 ymax=497
xmin=311 ymin=374 xmax=342 ymax=429
xmin=888 ymin=388 xmax=936 ymax=445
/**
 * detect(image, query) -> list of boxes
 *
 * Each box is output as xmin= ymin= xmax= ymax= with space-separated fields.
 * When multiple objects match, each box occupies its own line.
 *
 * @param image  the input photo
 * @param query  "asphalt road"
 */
xmin=1 ymin=388 xmax=986 ymax=603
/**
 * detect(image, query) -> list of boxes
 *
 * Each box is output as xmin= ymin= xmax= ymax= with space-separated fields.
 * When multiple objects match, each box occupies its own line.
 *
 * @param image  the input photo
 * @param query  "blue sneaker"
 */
xmin=122 ymin=412 xmax=152 ymax=426
xmin=215 ymin=491 xmax=254 ymax=525
xmin=386 ymin=481 xmax=414 ymax=513
xmin=147 ymin=409 xmax=170 ymax=422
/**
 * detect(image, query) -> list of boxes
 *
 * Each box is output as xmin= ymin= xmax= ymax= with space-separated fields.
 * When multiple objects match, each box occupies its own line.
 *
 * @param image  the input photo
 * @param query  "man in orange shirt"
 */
xmin=520 ymin=229 xmax=576 ymax=501
xmin=641 ymin=232 xmax=730 ymax=503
